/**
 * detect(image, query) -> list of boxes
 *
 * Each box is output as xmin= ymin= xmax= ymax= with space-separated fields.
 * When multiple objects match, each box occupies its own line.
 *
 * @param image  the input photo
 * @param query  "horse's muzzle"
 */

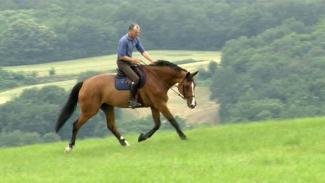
xmin=187 ymin=97 xmax=197 ymax=109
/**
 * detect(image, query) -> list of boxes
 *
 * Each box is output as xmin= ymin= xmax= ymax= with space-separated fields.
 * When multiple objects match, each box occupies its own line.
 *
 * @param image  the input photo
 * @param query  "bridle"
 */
xmin=170 ymin=86 xmax=185 ymax=99
xmin=140 ymin=61 xmax=194 ymax=100
xmin=170 ymin=73 xmax=195 ymax=100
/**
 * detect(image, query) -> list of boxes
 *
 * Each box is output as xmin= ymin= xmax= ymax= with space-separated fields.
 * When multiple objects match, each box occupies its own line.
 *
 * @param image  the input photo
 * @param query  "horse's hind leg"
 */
xmin=64 ymin=113 xmax=94 ymax=153
xmin=101 ymin=104 xmax=129 ymax=146
xmin=138 ymin=107 xmax=161 ymax=142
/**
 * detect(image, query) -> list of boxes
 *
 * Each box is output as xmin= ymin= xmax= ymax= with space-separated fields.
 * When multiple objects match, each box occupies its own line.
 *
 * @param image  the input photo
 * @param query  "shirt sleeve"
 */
xmin=117 ymin=39 xmax=127 ymax=58
xmin=136 ymin=39 xmax=145 ymax=53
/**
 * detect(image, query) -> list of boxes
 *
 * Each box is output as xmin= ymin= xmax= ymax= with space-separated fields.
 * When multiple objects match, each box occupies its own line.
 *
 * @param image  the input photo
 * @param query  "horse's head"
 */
xmin=178 ymin=71 xmax=199 ymax=109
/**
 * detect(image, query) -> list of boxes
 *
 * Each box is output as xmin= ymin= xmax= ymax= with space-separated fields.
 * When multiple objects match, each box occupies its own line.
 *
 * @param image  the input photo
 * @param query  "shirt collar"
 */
xmin=127 ymin=33 xmax=134 ymax=41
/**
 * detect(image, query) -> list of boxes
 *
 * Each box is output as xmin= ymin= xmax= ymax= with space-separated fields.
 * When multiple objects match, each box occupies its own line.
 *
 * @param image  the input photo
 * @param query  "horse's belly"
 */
xmin=102 ymin=90 xmax=130 ymax=107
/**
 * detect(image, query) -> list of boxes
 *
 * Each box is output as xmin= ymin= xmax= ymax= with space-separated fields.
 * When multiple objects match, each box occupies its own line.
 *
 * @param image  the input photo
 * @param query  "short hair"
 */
xmin=128 ymin=23 xmax=140 ymax=31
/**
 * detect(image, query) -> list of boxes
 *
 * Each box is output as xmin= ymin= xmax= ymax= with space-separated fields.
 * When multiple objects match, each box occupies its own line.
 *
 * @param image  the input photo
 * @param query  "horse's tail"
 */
xmin=55 ymin=82 xmax=83 ymax=133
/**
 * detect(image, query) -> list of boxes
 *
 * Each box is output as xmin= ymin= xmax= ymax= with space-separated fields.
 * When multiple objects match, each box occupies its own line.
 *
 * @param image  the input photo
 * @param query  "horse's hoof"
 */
xmin=119 ymin=136 xmax=130 ymax=146
xmin=121 ymin=139 xmax=130 ymax=147
xmin=180 ymin=135 xmax=187 ymax=140
xmin=64 ymin=146 xmax=72 ymax=154
xmin=124 ymin=140 xmax=130 ymax=146
xmin=138 ymin=133 xmax=146 ymax=142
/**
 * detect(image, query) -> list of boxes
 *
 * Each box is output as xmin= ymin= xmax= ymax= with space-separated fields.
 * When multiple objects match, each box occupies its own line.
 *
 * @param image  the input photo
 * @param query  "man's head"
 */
xmin=128 ymin=23 xmax=141 ymax=39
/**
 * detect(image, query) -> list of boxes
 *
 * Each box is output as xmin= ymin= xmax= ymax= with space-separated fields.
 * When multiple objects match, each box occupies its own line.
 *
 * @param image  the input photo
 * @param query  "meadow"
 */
xmin=1 ymin=117 xmax=325 ymax=182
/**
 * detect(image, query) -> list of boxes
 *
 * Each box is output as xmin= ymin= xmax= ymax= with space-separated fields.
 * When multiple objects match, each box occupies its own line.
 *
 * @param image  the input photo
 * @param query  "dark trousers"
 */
xmin=117 ymin=60 xmax=140 ymax=86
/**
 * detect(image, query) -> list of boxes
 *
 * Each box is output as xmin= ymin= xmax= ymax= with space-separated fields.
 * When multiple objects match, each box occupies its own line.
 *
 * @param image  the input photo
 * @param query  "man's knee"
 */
xmin=132 ymin=75 xmax=140 ymax=85
xmin=125 ymin=68 xmax=139 ymax=85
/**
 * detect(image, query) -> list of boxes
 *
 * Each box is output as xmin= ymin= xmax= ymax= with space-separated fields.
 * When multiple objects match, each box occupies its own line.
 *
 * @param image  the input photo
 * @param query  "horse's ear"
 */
xmin=191 ymin=71 xmax=199 ymax=77
xmin=186 ymin=72 xmax=191 ymax=78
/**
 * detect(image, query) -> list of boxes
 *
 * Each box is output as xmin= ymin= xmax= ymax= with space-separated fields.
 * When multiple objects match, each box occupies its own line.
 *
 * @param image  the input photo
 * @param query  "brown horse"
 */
xmin=55 ymin=60 xmax=198 ymax=153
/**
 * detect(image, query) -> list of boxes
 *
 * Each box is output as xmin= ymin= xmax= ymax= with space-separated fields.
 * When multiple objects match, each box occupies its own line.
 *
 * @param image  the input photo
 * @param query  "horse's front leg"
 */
xmin=159 ymin=105 xmax=187 ymax=140
xmin=138 ymin=107 xmax=161 ymax=142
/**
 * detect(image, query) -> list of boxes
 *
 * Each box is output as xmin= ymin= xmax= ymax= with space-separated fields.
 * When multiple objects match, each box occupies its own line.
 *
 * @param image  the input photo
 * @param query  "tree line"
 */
xmin=210 ymin=17 xmax=325 ymax=122
xmin=1 ymin=0 xmax=324 ymax=66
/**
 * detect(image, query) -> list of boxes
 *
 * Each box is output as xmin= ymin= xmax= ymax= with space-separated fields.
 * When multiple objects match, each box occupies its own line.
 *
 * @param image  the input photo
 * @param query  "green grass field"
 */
xmin=1 ymin=117 xmax=325 ymax=182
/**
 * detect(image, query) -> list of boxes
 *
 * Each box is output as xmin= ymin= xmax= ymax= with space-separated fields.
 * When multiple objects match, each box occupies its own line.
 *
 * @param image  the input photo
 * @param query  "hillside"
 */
xmin=1 ymin=117 xmax=325 ymax=182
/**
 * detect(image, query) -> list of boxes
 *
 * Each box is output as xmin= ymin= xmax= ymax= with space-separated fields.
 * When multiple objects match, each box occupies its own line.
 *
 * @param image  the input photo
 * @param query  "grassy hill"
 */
xmin=1 ymin=117 xmax=325 ymax=182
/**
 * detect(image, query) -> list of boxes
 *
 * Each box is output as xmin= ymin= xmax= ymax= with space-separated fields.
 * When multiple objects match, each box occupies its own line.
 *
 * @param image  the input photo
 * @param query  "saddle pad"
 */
xmin=115 ymin=77 xmax=130 ymax=90
xmin=114 ymin=65 xmax=146 ymax=90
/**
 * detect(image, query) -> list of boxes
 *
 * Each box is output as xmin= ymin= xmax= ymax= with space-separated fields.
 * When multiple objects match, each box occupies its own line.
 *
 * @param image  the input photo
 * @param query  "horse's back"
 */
xmin=80 ymin=73 xmax=129 ymax=107
xmin=84 ymin=73 xmax=114 ymax=85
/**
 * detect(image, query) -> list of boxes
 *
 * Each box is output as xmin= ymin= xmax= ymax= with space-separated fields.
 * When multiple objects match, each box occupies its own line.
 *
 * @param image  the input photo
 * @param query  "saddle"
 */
xmin=115 ymin=65 xmax=146 ymax=90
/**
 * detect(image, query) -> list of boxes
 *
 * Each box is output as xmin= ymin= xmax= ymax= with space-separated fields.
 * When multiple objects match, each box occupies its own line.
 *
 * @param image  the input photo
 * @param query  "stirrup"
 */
xmin=128 ymin=99 xmax=142 ymax=108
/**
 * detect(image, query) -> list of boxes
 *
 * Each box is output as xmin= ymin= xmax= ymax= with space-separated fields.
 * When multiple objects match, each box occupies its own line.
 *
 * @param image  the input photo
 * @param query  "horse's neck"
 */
xmin=146 ymin=66 xmax=186 ymax=89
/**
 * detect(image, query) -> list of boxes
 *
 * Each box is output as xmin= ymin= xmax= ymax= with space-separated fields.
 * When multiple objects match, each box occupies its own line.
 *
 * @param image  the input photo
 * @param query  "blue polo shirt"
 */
xmin=117 ymin=34 xmax=145 ymax=59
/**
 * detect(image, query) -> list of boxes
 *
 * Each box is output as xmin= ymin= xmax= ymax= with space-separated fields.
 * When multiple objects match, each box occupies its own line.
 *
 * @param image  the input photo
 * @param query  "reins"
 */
xmin=170 ymin=86 xmax=185 ymax=99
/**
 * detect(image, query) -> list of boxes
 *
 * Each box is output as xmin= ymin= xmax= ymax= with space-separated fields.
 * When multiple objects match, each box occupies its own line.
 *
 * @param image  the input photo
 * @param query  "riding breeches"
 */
xmin=117 ymin=60 xmax=140 ymax=85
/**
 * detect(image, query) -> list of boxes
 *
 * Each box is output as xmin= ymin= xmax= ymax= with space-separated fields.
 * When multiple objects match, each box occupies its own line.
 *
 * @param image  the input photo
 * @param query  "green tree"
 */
xmin=0 ymin=15 xmax=57 ymax=65
xmin=211 ymin=18 xmax=325 ymax=123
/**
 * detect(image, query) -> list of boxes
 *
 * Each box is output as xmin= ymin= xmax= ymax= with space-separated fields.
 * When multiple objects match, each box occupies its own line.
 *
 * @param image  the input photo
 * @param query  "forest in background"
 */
xmin=0 ymin=0 xmax=324 ymax=65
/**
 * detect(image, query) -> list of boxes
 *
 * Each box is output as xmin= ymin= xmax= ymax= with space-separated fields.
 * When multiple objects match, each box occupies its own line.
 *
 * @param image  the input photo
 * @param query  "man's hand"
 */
xmin=132 ymin=58 xmax=142 ymax=64
xmin=149 ymin=60 xmax=156 ymax=64
xmin=142 ymin=51 xmax=155 ymax=64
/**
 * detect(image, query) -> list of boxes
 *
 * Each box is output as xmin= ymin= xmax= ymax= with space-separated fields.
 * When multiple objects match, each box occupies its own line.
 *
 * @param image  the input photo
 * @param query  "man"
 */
xmin=117 ymin=23 xmax=155 ymax=108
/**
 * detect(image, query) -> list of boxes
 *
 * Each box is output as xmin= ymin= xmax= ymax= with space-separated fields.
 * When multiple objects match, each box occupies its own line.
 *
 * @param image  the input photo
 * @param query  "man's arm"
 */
xmin=142 ymin=51 xmax=155 ymax=63
xmin=136 ymin=39 xmax=155 ymax=64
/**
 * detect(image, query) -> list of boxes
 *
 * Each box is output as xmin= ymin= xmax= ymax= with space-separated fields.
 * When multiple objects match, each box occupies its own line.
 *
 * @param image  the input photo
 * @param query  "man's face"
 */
xmin=129 ymin=26 xmax=141 ymax=39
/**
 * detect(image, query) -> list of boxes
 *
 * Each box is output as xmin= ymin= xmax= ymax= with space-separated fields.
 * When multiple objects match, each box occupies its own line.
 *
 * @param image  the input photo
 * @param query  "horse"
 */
xmin=55 ymin=60 xmax=198 ymax=153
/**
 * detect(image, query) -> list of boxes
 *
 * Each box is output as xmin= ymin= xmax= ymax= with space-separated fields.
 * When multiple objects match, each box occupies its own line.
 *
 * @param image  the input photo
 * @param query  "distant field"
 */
xmin=0 ymin=80 xmax=77 ymax=104
xmin=1 ymin=117 xmax=325 ymax=182
xmin=3 ymin=50 xmax=220 ymax=77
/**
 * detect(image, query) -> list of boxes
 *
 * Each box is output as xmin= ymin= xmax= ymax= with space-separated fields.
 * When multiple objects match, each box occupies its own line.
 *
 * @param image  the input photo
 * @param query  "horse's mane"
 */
xmin=148 ymin=60 xmax=187 ymax=72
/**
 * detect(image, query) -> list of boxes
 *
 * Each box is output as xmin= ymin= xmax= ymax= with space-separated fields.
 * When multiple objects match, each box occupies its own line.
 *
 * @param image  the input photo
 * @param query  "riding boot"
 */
xmin=129 ymin=82 xmax=142 ymax=108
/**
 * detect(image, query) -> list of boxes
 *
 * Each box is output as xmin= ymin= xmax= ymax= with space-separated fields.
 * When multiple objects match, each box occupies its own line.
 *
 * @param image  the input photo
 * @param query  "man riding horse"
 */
xmin=117 ymin=23 xmax=155 ymax=108
xmin=55 ymin=24 xmax=199 ymax=153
